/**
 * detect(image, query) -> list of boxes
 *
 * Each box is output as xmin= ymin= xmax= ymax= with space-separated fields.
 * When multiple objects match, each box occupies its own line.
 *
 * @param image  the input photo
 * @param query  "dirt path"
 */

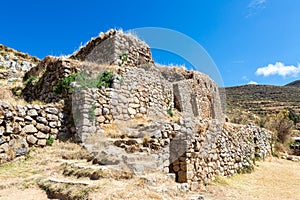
xmin=204 ymin=158 xmax=300 ymax=200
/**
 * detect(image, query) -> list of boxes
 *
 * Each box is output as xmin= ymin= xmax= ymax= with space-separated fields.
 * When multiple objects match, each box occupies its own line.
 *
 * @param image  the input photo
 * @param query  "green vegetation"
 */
xmin=0 ymin=65 xmax=5 ymax=70
xmin=118 ymin=52 xmax=128 ymax=66
xmin=53 ymin=70 xmax=115 ymax=94
xmin=53 ymin=73 xmax=77 ymax=94
xmin=96 ymin=70 xmax=114 ymax=88
xmin=46 ymin=136 xmax=55 ymax=146
xmin=24 ymin=76 xmax=37 ymax=85
xmin=167 ymin=107 xmax=174 ymax=117
xmin=237 ymin=165 xmax=254 ymax=174
xmin=288 ymin=108 xmax=300 ymax=125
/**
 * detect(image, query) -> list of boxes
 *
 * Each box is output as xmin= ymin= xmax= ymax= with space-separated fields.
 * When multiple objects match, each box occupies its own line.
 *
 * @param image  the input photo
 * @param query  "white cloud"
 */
xmin=248 ymin=0 xmax=266 ymax=9
xmin=255 ymin=62 xmax=300 ymax=77
xmin=247 ymin=81 xmax=258 ymax=85
xmin=246 ymin=0 xmax=267 ymax=17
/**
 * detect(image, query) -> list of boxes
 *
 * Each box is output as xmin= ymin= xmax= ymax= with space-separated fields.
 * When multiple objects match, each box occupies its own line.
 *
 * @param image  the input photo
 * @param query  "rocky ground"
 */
xmin=0 ymin=141 xmax=299 ymax=200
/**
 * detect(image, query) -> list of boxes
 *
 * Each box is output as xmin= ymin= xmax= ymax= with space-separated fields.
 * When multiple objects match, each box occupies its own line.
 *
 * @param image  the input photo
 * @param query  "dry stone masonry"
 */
xmin=0 ymin=29 xmax=273 ymax=190
xmin=0 ymin=101 xmax=63 ymax=163
xmin=71 ymin=29 xmax=154 ymax=67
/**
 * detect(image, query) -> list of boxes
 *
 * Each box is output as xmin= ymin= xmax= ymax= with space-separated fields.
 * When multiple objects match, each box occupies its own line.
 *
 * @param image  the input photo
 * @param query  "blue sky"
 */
xmin=1 ymin=0 xmax=300 ymax=86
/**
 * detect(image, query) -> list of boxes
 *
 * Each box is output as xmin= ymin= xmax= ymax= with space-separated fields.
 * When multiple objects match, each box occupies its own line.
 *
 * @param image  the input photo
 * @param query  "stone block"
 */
xmin=27 ymin=109 xmax=38 ymax=117
xmin=128 ymin=107 xmax=136 ymax=115
xmin=37 ymin=139 xmax=47 ymax=146
xmin=27 ymin=135 xmax=37 ymax=144
xmin=23 ymin=125 xmax=38 ymax=134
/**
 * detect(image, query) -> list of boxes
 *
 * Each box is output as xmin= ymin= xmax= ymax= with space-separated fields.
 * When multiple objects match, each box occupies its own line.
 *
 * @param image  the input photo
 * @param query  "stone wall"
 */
xmin=0 ymin=101 xmax=63 ymax=163
xmin=71 ymin=29 xmax=154 ymax=67
xmin=70 ymin=64 xmax=272 ymax=190
xmin=22 ymin=56 xmax=79 ymax=103
xmin=6 ymin=29 xmax=273 ymax=191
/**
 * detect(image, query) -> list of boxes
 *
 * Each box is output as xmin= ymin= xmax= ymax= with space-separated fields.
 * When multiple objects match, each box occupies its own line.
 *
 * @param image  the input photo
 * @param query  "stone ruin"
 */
xmin=0 ymin=29 xmax=273 ymax=191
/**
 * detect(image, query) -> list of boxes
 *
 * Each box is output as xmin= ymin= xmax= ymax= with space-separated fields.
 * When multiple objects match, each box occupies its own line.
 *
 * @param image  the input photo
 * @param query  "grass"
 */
xmin=205 ymin=158 xmax=300 ymax=200
xmin=0 ymin=141 xmax=191 ymax=200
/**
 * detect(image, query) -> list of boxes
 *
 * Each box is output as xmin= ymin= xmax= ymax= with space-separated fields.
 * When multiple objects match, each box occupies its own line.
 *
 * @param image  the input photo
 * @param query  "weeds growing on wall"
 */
xmin=53 ymin=73 xmax=77 ymax=94
xmin=24 ymin=76 xmax=37 ymax=85
xmin=53 ymin=70 xmax=115 ymax=94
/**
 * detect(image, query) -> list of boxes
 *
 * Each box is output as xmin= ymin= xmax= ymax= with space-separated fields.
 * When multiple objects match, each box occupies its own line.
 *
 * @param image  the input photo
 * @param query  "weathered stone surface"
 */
xmin=36 ymin=117 xmax=48 ymax=125
xmin=128 ymin=107 xmax=136 ymax=115
xmin=46 ymin=114 xmax=58 ymax=121
xmin=35 ymin=131 xmax=48 ymax=139
xmin=37 ymin=139 xmax=47 ymax=146
xmin=45 ymin=107 xmax=59 ymax=115
xmin=27 ymin=109 xmax=38 ymax=116
xmin=23 ymin=125 xmax=38 ymax=134
xmin=26 ymin=135 xmax=38 ymax=144
xmin=36 ymin=124 xmax=50 ymax=132
xmin=0 ymin=138 xmax=5 ymax=145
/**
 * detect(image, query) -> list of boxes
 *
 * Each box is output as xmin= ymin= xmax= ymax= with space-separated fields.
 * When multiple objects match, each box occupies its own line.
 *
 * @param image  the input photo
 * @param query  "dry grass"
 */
xmin=0 ymin=141 xmax=191 ymax=200
xmin=77 ymin=61 xmax=120 ymax=76
xmin=103 ymin=117 xmax=152 ymax=138
xmin=1 ymin=139 xmax=299 ymax=200
xmin=205 ymin=158 xmax=300 ymax=200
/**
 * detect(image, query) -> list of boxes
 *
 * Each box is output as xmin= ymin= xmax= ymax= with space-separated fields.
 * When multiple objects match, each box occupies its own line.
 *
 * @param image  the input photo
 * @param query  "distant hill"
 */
xmin=285 ymin=80 xmax=300 ymax=88
xmin=225 ymin=84 xmax=300 ymax=124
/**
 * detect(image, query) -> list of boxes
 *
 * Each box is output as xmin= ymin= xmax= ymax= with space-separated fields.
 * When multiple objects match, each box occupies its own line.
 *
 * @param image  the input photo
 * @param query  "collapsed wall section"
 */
xmin=22 ymin=57 xmax=79 ymax=103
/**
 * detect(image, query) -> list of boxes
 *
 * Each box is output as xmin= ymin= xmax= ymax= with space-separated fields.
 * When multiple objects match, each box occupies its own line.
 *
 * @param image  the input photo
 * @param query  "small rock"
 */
xmin=5 ymin=111 xmax=13 ymax=118
xmin=35 ymin=131 xmax=48 ymax=139
xmin=97 ymin=116 xmax=106 ymax=123
xmin=173 ymin=124 xmax=181 ymax=131
xmin=23 ymin=125 xmax=38 ymax=134
xmin=45 ymin=107 xmax=59 ymax=115
xmin=37 ymin=139 xmax=47 ymax=146
xmin=27 ymin=135 xmax=38 ymax=144
xmin=140 ymin=107 xmax=147 ymax=114
xmin=36 ymin=117 xmax=48 ymax=125
xmin=128 ymin=107 xmax=136 ymax=115
xmin=27 ymin=109 xmax=38 ymax=117
xmin=46 ymin=114 xmax=58 ymax=121
xmin=49 ymin=122 xmax=57 ymax=128
xmin=0 ymin=138 xmax=6 ymax=145
xmin=14 ymin=147 xmax=28 ymax=156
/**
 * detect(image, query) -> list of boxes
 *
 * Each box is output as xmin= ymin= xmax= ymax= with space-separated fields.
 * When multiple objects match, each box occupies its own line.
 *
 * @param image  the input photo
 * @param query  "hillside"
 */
xmin=285 ymin=80 xmax=300 ymax=88
xmin=225 ymin=84 xmax=300 ymax=127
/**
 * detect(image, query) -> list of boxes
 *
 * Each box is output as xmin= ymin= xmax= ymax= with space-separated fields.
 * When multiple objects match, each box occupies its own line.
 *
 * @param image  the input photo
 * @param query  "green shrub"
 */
xmin=53 ymin=73 xmax=77 ymax=94
xmin=96 ymin=70 xmax=114 ymax=88
xmin=53 ymin=70 xmax=114 ymax=94
xmin=0 ymin=66 xmax=5 ymax=70
xmin=24 ymin=76 xmax=37 ymax=85
xmin=167 ymin=107 xmax=174 ymax=117
xmin=46 ymin=136 xmax=54 ymax=146
xmin=288 ymin=108 xmax=300 ymax=125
